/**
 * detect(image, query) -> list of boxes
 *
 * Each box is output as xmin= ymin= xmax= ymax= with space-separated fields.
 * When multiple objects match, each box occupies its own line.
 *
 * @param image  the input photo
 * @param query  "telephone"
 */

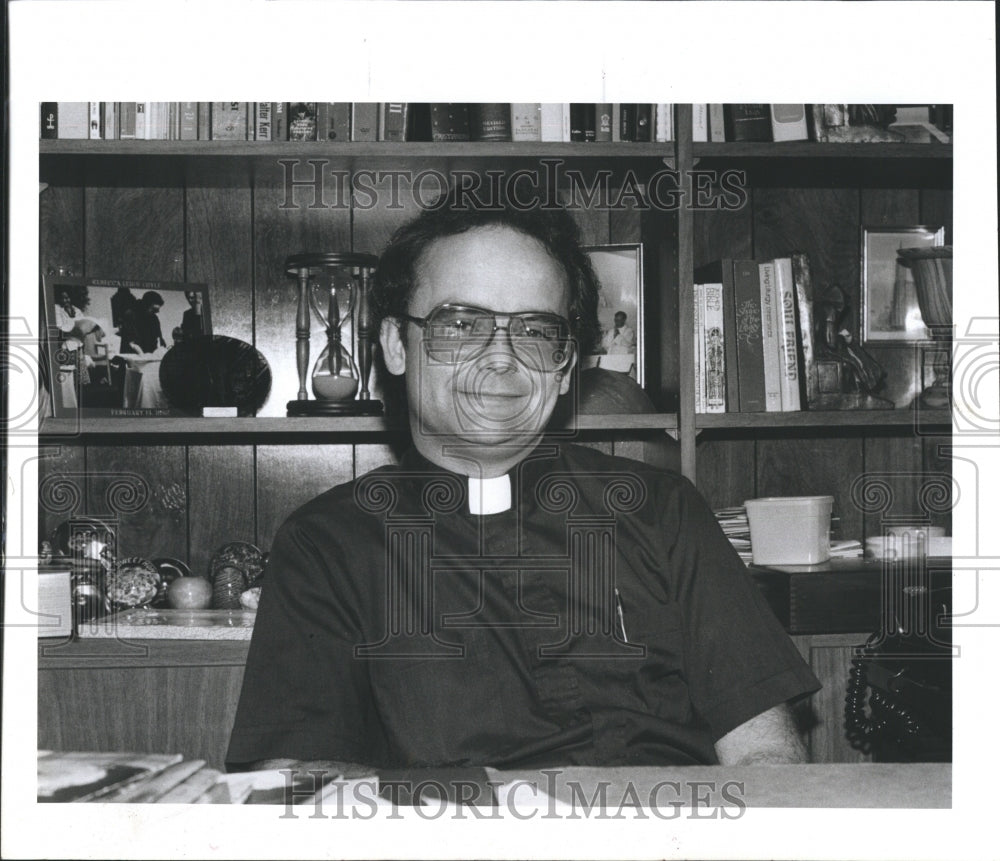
xmin=844 ymin=580 xmax=952 ymax=763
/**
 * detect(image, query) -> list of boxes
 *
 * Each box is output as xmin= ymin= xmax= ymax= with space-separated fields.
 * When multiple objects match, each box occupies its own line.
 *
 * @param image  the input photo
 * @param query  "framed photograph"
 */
xmin=43 ymin=277 xmax=212 ymax=417
xmin=861 ymin=225 xmax=945 ymax=343
xmin=582 ymin=243 xmax=645 ymax=385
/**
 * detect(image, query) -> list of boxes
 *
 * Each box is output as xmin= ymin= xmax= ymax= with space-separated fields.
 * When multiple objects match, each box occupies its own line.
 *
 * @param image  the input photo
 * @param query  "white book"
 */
xmin=758 ymin=261 xmax=783 ymax=412
xmin=511 ymin=103 xmax=542 ymax=141
xmin=693 ymin=283 xmax=704 ymax=414
xmin=701 ymin=282 xmax=726 ymax=412
xmin=691 ymin=103 xmax=708 ymax=142
xmin=56 ymin=102 xmax=89 ymax=139
xmin=709 ymin=104 xmax=726 ymax=142
xmin=540 ymin=103 xmax=570 ymax=142
xmin=770 ymin=104 xmax=809 ymax=142
xmin=135 ymin=101 xmax=147 ymax=140
xmin=88 ymin=102 xmax=102 ymax=139
xmin=654 ymin=104 xmax=673 ymax=142
xmin=773 ymin=257 xmax=801 ymax=411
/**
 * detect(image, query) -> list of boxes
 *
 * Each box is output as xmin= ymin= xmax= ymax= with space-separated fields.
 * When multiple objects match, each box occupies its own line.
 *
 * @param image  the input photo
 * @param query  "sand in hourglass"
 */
xmin=313 ymin=375 xmax=359 ymax=400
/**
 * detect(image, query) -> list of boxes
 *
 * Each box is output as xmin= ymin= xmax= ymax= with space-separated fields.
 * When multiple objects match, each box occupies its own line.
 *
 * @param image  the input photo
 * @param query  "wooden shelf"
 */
xmin=38 ymin=412 xmax=679 ymax=441
xmin=692 ymin=141 xmax=952 ymax=159
xmin=696 ymin=409 xmax=952 ymax=431
xmin=39 ymin=140 xmax=677 ymax=160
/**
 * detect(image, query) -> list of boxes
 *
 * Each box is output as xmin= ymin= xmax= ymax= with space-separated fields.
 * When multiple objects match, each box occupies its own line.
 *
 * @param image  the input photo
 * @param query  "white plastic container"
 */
xmin=744 ymin=496 xmax=834 ymax=565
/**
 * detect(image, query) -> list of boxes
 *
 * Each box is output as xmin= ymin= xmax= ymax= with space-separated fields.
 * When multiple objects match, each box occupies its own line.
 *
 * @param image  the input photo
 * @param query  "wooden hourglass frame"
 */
xmin=285 ymin=252 xmax=383 ymax=416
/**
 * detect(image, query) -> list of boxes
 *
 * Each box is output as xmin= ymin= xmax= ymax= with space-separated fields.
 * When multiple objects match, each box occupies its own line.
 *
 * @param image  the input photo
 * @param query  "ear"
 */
xmin=380 ymin=317 xmax=407 ymax=376
xmin=556 ymin=349 xmax=578 ymax=396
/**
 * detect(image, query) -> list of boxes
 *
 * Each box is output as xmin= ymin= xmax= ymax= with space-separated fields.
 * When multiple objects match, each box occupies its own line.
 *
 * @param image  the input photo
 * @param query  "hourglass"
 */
xmin=285 ymin=252 xmax=382 ymax=416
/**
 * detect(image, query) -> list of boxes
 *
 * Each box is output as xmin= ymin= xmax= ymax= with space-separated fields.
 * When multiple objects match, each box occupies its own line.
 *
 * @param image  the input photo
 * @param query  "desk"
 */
xmin=490 ymin=763 xmax=950 ymax=809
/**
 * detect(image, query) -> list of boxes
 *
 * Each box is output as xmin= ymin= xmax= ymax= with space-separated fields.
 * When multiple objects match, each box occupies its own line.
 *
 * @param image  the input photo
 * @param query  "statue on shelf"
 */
xmin=812 ymin=285 xmax=894 ymax=410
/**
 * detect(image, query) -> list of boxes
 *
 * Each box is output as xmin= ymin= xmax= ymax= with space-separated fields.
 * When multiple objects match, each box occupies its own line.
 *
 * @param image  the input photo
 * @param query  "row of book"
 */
xmin=693 ymin=255 xmax=819 ymax=414
xmin=41 ymin=103 xmax=952 ymax=144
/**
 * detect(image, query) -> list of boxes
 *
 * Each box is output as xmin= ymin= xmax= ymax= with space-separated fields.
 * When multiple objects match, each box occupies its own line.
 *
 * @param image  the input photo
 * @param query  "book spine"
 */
xmin=719 ymin=263 xmax=740 ymax=412
xmin=691 ymin=103 xmax=708 ymax=142
xmin=583 ymin=104 xmax=596 ymax=142
xmin=271 ymin=102 xmax=287 ymax=141
xmin=118 ymin=102 xmax=136 ymax=139
xmin=315 ymin=103 xmax=331 ymax=140
xmin=708 ymin=104 xmax=726 ymax=142
xmin=702 ymin=282 xmax=726 ymax=413
xmin=619 ymin=104 xmax=636 ymax=142
xmin=255 ymin=101 xmax=273 ymax=141
xmin=328 ymin=103 xmax=350 ymax=141
xmin=733 ymin=259 xmax=766 ymax=412
xmin=791 ymin=253 xmax=818 ymax=408
xmin=89 ymin=102 xmax=102 ymax=139
xmin=758 ymin=261 xmax=783 ymax=412
xmin=197 ymin=102 xmax=211 ymax=140
xmin=654 ymin=104 xmax=673 ymax=142
xmin=378 ymin=102 xmax=408 ymax=142
xmin=211 ymin=102 xmax=249 ymax=141
xmin=595 ymin=104 xmax=612 ymax=142
xmin=57 ymin=102 xmax=90 ymax=139
xmin=41 ymin=103 xmax=58 ymax=138
xmin=135 ymin=102 xmax=147 ymax=140
xmin=569 ymin=103 xmax=587 ymax=142
xmin=430 ymin=103 xmax=471 ymax=142
xmin=511 ymin=103 xmax=542 ymax=141
xmin=693 ymin=283 xmax=704 ymax=414
xmin=724 ymin=104 xmax=772 ymax=142
xmin=351 ymin=103 xmax=378 ymax=141
xmin=288 ymin=102 xmax=317 ymax=141
xmin=611 ymin=103 xmax=622 ymax=142
xmin=103 ymin=102 xmax=117 ymax=140
xmin=634 ymin=104 xmax=652 ymax=142
xmin=770 ymin=104 xmax=809 ymax=142
xmin=773 ymin=257 xmax=801 ymax=411
xmin=539 ymin=103 xmax=566 ymax=142
xmin=471 ymin=103 xmax=511 ymax=142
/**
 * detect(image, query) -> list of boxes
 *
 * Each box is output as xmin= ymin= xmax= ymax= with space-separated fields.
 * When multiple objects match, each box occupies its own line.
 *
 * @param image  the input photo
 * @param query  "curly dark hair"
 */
xmin=372 ymin=198 xmax=602 ymax=355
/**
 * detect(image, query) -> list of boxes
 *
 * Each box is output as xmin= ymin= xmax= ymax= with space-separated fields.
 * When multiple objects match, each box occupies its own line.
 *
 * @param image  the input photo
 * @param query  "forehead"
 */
xmin=410 ymin=226 xmax=570 ymax=315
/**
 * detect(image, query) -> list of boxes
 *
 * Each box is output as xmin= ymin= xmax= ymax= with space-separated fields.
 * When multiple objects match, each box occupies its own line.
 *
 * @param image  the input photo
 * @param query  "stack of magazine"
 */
xmin=714 ymin=506 xmax=862 ymax=566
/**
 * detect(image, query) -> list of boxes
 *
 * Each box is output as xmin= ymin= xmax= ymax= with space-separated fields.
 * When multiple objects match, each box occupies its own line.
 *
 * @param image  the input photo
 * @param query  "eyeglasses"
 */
xmin=397 ymin=303 xmax=574 ymax=371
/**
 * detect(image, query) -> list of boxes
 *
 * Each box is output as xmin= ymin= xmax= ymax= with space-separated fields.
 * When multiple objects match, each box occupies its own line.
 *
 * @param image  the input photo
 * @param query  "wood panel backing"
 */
xmin=187 ymin=445 xmax=256 ymax=577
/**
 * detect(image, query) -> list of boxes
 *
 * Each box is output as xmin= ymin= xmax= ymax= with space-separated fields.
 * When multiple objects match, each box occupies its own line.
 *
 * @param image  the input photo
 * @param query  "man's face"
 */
xmin=382 ymin=226 xmax=575 ymax=469
xmin=149 ymin=303 xmax=162 ymax=315
xmin=614 ymin=312 xmax=626 ymax=328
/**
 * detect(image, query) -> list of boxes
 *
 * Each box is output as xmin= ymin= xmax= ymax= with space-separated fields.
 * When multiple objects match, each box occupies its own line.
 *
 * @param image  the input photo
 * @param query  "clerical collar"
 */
xmin=467 ymin=474 xmax=512 ymax=515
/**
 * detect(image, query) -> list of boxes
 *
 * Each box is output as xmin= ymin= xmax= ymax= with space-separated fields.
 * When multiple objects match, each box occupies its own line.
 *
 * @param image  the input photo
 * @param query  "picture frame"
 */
xmin=861 ymin=225 xmax=945 ymax=343
xmin=43 ymin=276 xmax=212 ymax=417
xmin=582 ymin=243 xmax=645 ymax=385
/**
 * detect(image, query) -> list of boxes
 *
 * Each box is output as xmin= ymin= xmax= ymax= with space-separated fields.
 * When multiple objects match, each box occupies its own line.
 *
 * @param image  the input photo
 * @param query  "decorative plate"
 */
xmin=159 ymin=335 xmax=271 ymax=417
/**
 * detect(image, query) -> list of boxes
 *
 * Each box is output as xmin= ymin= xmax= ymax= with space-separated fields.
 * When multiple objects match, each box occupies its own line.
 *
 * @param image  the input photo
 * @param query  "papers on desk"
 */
xmin=714 ymin=506 xmax=862 ymax=565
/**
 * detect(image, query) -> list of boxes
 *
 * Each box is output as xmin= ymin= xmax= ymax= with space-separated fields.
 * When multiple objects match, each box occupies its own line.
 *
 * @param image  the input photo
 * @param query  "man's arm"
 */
xmin=713 ymin=703 xmax=807 ymax=765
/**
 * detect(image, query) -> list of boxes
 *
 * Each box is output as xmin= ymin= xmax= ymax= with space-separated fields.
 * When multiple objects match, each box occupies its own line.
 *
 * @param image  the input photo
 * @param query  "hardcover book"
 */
xmin=708 ymin=104 xmax=726 ymax=142
xmin=254 ymin=101 xmax=272 ymax=141
xmin=378 ymin=102 xmax=408 ymax=141
xmin=695 ymin=261 xmax=740 ymax=411
xmin=691 ymin=103 xmax=709 ymax=142
xmin=57 ymin=102 xmax=90 ymax=139
xmin=724 ymin=104 xmax=772 ymax=142
xmin=118 ymin=102 xmax=136 ymax=140
xmin=351 ymin=103 xmax=378 ymax=141
xmin=732 ymin=259 xmax=766 ymax=412
xmin=758 ymin=261 xmax=783 ymax=411
xmin=471 ymin=103 xmax=511 ymax=141
xmin=693 ymin=282 xmax=704 ymax=413
xmin=595 ymin=103 xmax=613 ymax=142
xmin=102 ymin=102 xmax=118 ymax=140
xmin=772 ymin=257 xmax=802 ymax=411
xmin=179 ymin=102 xmax=198 ymax=141
xmin=429 ymin=104 xmax=471 ymax=141
xmin=134 ymin=102 xmax=147 ymax=140
xmin=618 ymin=104 xmax=636 ymax=142
xmin=41 ymin=103 xmax=58 ymax=139
xmin=791 ymin=253 xmax=818 ymax=407
xmin=701 ymin=282 xmax=727 ymax=413
xmin=654 ymin=104 xmax=673 ymax=143
xmin=511 ymin=103 xmax=542 ymax=141
xmin=89 ymin=102 xmax=103 ymax=139
xmin=287 ymin=102 xmax=317 ymax=141
xmin=569 ymin=103 xmax=588 ymax=142
xmin=211 ymin=102 xmax=249 ymax=140
xmin=271 ymin=102 xmax=288 ymax=141
xmin=197 ymin=102 xmax=211 ymax=140
xmin=539 ymin=103 xmax=570 ymax=142
xmin=324 ymin=103 xmax=351 ymax=141
xmin=634 ymin=104 xmax=652 ymax=142
xmin=770 ymin=104 xmax=809 ymax=142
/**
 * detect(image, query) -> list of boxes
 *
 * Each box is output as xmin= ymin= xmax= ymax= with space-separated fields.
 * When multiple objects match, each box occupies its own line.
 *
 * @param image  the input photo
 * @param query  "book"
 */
xmin=100 ymin=759 xmax=207 ymax=803
xmin=724 ymin=104 xmax=772 ymax=142
xmin=791 ymin=252 xmax=818 ymax=408
xmin=134 ymin=102 xmax=147 ymax=140
xmin=254 ymin=102 xmax=272 ymax=141
xmin=197 ymin=102 xmax=211 ymax=140
xmin=611 ymin=103 xmax=622 ymax=142
xmin=324 ymin=103 xmax=351 ymax=141
xmin=212 ymin=102 xmax=249 ymax=140
xmin=351 ymin=103 xmax=378 ymax=141
xmin=770 ymin=104 xmax=809 ymax=142
xmin=155 ymin=766 xmax=228 ymax=803
xmin=595 ymin=104 xmax=612 ymax=142
xmin=511 ymin=103 xmax=542 ymax=141
xmin=270 ymin=102 xmax=287 ymax=141
xmin=691 ymin=103 xmax=709 ymax=142
xmin=102 ymin=102 xmax=117 ymax=140
xmin=695 ymin=261 xmax=739 ymax=411
xmin=772 ymin=257 xmax=802 ymax=411
xmin=179 ymin=102 xmax=197 ymax=141
xmin=618 ymin=104 xmax=636 ymax=142
xmin=654 ymin=104 xmax=673 ymax=143
xmin=57 ymin=102 xmax=90 ymax=139
xmin=758 ymin=260 xmax=782 ymax=412
xmin=470 ymin=103 xmax=511 ymax=141
xmin=287 ymin=102 xmax=317 ymax=141
xmin=634 ymin=104 xmax=652 ymax=141
xmin=732 ymin=259 xmax=766 ymax=412
xmin=569 ymin=103 xmax=588 ymax=142
xmin=37 ymin=751 xmax=183 ymax=802
xmin=118 ymin=102 xmax=136 ymax=139
xmin=89 ymin=102 xmax=103 ymax=139
xmin=378 ymin=103 xmax=408 ymax=141
xmin=708 ymin=104 xmax=726 ymax=142
xmin=540 ymin=103 xmax=570 ymax=142
xmin=41 ymin=103 xmax=58 ymax=138
xmin=701 ymin=282 xmax=727 ymax=412
xmin=429 ymin=103 xmax=471 ymax=141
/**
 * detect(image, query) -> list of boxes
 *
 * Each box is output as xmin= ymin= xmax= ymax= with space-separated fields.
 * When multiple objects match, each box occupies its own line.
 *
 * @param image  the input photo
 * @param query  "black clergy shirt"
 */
xmin=226 ymin=443 xmax=820 ymax=770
